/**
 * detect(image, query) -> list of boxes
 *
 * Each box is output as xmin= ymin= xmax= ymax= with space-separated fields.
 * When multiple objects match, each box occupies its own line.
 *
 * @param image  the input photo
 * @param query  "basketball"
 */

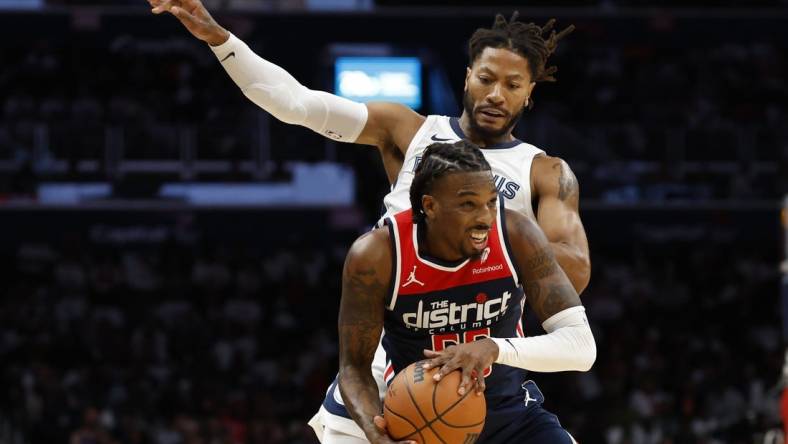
xmin=383 ymin=361 xmax=486 ymax=444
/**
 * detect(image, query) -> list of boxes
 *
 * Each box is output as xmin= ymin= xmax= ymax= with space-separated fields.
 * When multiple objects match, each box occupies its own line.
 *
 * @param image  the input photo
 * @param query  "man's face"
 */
xmin=463 ymin=47 xmax=535 ymax=139
xmin=422 ymin=171 xmax=498 ymax=259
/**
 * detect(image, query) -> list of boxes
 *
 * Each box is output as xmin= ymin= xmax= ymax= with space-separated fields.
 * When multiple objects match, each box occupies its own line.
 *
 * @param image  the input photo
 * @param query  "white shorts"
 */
xmin=308 ymin=405 xmax=366 ymax=442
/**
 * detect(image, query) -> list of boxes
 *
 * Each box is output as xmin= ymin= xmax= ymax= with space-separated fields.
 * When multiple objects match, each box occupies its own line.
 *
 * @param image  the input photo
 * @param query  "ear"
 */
xmin=464 ymin=67 xmax=472 ymax=91
xmin=525 ymin=82 xmax=536 ymax=107
xmin=422 ymin=195 xmax=437 ymax=220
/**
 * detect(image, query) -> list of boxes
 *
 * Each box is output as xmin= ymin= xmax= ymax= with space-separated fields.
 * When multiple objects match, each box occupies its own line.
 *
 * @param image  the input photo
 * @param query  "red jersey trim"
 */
xmin=495 ymin=197 xmax=521 ymax=287
xmin=391 ymin=203 xmax=515 ymax=296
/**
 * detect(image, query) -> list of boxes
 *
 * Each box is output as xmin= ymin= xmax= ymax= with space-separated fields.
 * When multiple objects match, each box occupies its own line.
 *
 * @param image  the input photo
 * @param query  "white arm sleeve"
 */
xmin=490 ymin=306 xmax=596 ymax=372
xmin=210 ymin=33 xmax=368 ymax=143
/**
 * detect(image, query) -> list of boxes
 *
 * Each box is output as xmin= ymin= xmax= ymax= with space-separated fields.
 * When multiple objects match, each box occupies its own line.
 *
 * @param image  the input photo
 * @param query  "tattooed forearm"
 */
xmin=525 ymin=281 xmax=540 ymax=300
xmin=525 ymin=275 xmax=579 ymax=320
xmin=337 ymin=257 xmax=389 ymax=439
xmin=523 ymin=247 xmax=580 ymax=319
xmin=508 ymin=209 xmax=583 ymax=323
xmin=552 ymin=161 xmax=579 ymax=202
xmin=338 ymin=362 xmax=384 ymax=438
xmin=339 ymin=264 xmax=386 ymax=366
xmin=341 ymin=267 xmax=384 ymax=325
xmin=536 ymin=283 xmax=578 ymax=319
xmin=526 ymin=247 xmax=559 ymax=279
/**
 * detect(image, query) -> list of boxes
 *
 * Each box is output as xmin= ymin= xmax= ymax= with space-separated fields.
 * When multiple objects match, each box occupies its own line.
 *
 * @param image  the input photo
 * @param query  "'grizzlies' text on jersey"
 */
xmin=378 ymin=115 xmax=545 ymax=227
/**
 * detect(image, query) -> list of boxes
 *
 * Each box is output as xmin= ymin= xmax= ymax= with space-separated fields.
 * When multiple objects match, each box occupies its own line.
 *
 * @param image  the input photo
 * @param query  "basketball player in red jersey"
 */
xmin=338 ymin=141 xmax=595 ymax=444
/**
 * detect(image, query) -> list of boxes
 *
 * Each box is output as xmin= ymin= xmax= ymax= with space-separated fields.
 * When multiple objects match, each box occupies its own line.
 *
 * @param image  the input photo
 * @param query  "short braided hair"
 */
xmin=409 ymin=141 xmax=492 ymax=224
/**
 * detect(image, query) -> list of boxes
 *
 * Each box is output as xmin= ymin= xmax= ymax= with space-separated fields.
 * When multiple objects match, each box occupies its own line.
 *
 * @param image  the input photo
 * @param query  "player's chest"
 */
xmin=393 ymin=275 xmax=520 ymax=332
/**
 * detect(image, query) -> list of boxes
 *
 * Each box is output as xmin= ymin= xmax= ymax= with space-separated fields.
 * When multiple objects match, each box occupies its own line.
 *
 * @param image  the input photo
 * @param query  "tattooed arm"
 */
xmin=531 ymin=156 xmax=590 ymax=293
xmin=493 ymin=208 xmax=596 ymax=371
xmin=507 ymin=208 xmax=582 ymax=320
xmin=337 ymin=229 xmax=413 ymax=444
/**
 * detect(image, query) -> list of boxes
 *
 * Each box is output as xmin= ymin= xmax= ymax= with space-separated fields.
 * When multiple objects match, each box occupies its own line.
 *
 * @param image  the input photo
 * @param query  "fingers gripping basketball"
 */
xmin=384 ymin=361 xmax=486 ymax=444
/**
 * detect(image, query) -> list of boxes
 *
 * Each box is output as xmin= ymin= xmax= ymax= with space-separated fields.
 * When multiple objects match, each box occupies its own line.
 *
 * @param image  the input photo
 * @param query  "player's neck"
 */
xmin=419 ymin=221 xmax=464 ymax=263
xmin=458 ymin=113 xmax=515 ymax=148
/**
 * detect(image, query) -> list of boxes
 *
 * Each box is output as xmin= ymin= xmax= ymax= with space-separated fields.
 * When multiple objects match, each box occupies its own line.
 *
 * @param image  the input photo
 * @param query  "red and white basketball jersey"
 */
xmin=380 ymin=200 xmax=528 ymax=410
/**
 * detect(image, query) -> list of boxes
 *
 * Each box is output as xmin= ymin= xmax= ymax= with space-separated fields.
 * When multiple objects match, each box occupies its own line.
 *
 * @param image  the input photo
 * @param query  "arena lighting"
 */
xmin=334 ymin=56 xmax=422 ymax=109
xmin=0 ymin=0 xmax=42 ymax=9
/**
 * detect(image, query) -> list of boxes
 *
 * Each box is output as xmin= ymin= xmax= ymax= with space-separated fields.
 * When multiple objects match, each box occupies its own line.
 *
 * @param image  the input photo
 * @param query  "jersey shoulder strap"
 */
xmin=382 ymin=209 xmax=414 ymax=310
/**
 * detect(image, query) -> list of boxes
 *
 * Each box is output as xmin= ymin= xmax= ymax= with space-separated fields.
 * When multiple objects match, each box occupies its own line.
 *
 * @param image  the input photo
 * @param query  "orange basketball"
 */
xmin=383 ymin=361 xmax=486 ymax=444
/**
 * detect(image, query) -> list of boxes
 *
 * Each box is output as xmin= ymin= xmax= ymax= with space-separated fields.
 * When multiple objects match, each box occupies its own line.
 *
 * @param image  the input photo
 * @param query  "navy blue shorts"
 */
xmin=323 ymin=379 xmax=574 ymax=443
xmin=476 ymin=380 xmax=574 ymax=444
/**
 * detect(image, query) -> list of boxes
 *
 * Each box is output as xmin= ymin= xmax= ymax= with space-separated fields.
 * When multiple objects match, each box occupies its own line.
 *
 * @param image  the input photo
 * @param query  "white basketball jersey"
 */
xmin=378 ymin=115 xmax=545 ymax=226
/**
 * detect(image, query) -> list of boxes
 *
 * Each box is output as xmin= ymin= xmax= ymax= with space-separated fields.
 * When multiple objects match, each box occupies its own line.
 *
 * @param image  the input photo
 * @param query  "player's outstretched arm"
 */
xmin=149 ymin=0 xmax=424 ymax=150
xmin=337 ymin=229 xmax=415 ymax=444
xmin=531 ymin=156 xmax=591 ymax=294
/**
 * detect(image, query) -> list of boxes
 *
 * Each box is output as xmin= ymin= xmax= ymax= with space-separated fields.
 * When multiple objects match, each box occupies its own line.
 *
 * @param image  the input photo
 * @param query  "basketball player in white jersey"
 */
xmin=149 ymin=2 xmax=590 ymax=442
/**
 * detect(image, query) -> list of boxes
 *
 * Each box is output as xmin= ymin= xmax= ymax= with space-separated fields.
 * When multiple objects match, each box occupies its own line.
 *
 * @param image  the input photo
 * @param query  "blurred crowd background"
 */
xmin=0 ymin=1 xmax=786 ymax=444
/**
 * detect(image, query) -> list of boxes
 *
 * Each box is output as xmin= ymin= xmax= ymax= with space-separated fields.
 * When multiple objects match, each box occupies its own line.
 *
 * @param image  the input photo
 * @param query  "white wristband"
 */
xmin=491 ymin=306 xmax=596 ymax=372
xmin=211 ymin=33 xmax=368 ymax=143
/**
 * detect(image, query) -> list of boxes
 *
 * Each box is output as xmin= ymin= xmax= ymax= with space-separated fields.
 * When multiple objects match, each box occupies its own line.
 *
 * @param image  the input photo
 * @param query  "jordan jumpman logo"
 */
xmin=522 ymin=383 xmax=538 ymax=407
xmin=402 ymin=265 xmax=425 ymax=287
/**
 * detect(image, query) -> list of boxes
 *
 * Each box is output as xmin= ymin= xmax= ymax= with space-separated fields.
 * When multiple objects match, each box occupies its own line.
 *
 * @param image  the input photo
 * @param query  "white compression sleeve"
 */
xmin=210 ymin=33 xmax=368 ymax=143
xmin=491 ymin=306 xmax=596 ymax=372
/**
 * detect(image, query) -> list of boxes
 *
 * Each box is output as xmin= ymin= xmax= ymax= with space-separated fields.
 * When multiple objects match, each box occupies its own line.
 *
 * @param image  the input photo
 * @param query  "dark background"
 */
xmin=0 ymin=1 xmax=786 ymax=443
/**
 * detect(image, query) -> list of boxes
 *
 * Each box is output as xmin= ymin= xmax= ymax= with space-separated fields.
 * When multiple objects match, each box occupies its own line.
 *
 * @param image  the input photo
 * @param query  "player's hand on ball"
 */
xmin=372 ymin=415 xmax=417 ymax=444
xmin=148 ymin=0 xmax=230 ymax=46
xmin=422 ymin=339 xmax=498 ymax=396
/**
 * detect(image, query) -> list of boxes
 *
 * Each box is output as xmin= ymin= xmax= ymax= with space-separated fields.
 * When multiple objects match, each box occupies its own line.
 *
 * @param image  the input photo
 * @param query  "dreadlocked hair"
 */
xmin=409 ymin=141 xmax=492 ymax=224
xmin=468 ymin=12 xmax=574 ymax=92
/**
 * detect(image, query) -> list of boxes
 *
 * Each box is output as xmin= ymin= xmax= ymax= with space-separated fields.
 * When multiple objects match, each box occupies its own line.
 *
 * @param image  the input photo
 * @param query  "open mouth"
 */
xmin=470 ymin=229 xmax=489 ymax=249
